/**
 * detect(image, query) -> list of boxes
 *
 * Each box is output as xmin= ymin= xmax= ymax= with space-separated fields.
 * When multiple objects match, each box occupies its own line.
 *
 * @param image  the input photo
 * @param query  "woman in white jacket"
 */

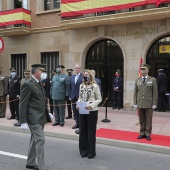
xmin=77 ymin=69 xmax=102 ymax=159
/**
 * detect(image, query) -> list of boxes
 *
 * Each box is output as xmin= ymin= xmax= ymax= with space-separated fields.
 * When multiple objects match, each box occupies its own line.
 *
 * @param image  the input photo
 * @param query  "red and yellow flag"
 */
xmin=61 ymin=0 xmax=170 ymax=17
xmin=0 ymin=8 xmax=31 ymax=27
xmin=138 ymin=57 xmax=143 ymax=78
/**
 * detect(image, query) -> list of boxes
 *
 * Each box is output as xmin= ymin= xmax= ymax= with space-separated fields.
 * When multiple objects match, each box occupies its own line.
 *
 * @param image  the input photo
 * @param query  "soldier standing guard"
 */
xmin=0 ymin=67 xmax=8 ymax=118
xmin=65 ymin=69 xmax=73 ymax=119
xmin=7 ymin=68 xmax=21 ymax=120
xmin=134 ymin=64 xmax=158 ymax=141
xmin=14 ymin=70 xmax=31 ymax=126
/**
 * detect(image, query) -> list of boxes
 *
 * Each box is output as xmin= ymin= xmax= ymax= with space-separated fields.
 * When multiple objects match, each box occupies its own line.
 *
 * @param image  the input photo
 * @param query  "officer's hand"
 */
xmin=16 ymin=95 xmax=19 ymax=98
xmin=152 ymin=105 xmax=157 ymax=110
xmin=65 ymin=96 xmax=69 ymax=100
xmin=21 ymin=123 xmax=28 ymax=130
xmin=76 ymin=107 xmax=79 ymax=110
xmin=49 ymin=113 xmax=53 ymax=119
xmin=6 ymin=95 xmax=9 ymax=98
xmin=134 ymin=105 xmax=137 ymax=109
xmin=69 ymin=98 xmax=71 ymax=101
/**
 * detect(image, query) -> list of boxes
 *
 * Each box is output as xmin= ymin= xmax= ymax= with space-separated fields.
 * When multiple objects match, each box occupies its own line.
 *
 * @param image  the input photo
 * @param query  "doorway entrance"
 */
xmin=85 ymin=39 xmax=124 ymax=106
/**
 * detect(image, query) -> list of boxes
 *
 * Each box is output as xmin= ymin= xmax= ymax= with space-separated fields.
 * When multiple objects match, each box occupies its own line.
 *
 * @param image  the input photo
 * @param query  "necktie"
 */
xmin=143 ymin=77 xmax=146 ymax=83
xmin=75 ymin=74 xmax=79 ymax=84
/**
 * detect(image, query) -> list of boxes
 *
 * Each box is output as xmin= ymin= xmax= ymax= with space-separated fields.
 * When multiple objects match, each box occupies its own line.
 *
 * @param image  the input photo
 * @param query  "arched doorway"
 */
xmin=146 ymin=35 xmax=170 ymax=92
xmin=85 ymin=39 xmax=124 ymax=106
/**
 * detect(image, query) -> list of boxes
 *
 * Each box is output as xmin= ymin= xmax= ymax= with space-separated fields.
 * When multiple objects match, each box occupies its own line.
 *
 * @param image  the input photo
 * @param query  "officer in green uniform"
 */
xmin=134 ymin=64 xmax=158 ymax=141
xmin=14 ymin=70 xmax=31 ymax=127
xmin=19 ymin=64 xmax=49 ymax=170
xmin=51 ymin=65 xmax=70 ymax=127
xmin=0 ymin=67 xmax=8 ymax=118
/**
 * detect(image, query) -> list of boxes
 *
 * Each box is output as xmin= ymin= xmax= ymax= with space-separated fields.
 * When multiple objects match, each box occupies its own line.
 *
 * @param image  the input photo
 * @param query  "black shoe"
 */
xmin=60 ymin=123 xmax=64 ymax=127
xmin=52 ymin=122 xmax=60 ymax=126
xmin=65 ymin=115 xmax=72 ymax=119
xmin=81 ymin=153 xmax=87 ymax=158
xmin=7 ymin=116 xmax=15 ymax=120
xmin=75 ymin=129 xmax=80 ymax=134
xmin=146 ymin=136 xmax=151 ymax=141
xmin=26 ymin=165 xmax=39 ymax=170
xmin=0 ymin=115 xmax=5 ymax=118
xmin=13 ymin=122 xmax=21 ymax=126
xmin=137 ymin=135 xmax=146 ymax=139
xmin=87 ymin=154 xmax=96 ymax=159
xmin=117 ymin=107 xmax=120 ymax=110
xmin=112 ymin=107 xmax=117 ymax=109
xmin=72 ymin=124 xmax=79 ymax=129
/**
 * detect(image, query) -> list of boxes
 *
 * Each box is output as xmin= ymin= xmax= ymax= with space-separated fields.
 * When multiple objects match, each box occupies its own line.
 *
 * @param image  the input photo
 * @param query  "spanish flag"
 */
xmin=159 ymin=45 xmax=170 ymax=53
xmin=0 ymin=8 xmax=31 ymax=27
xmin=61 ymin=0 xmax=167 ymax=17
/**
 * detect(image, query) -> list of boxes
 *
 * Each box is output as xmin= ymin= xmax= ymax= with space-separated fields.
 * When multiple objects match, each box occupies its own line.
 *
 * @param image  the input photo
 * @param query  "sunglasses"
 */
xmin=140 ymin=68 xmax=146 ymax=70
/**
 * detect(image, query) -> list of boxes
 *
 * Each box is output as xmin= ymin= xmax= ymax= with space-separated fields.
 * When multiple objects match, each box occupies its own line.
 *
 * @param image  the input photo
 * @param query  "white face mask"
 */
xmin=40 ymin=72 xmax=47 ymax=80
xmin=11 ymin=72 xmax=16 ymax=77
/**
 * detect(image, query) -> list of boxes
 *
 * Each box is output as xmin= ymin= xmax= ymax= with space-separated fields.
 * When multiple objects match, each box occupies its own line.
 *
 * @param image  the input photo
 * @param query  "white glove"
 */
xmin=49 ymin=113 xmax=53 ymax=119
xmin=6 ymin=95 xmax=9 ymax=98
xmin=16 ymin=95 xmax=19 ymax=98
xmin=134 ymin=105 xmax=137 ymax=109
xmin=152 ymin=105 xmax=157 ymax=110
xmin=21 ymin=123 xmax=28 ymax=130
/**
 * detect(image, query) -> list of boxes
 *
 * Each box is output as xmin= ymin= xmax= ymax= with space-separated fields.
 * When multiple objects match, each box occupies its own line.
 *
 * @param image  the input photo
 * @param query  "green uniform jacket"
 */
xmin=19 ymin=77 xmax=47 ymax=125
xmin=0 ymin=73 xmax=8 ymax=96
xmin=134 ymin=76 xmax=158 ymax=108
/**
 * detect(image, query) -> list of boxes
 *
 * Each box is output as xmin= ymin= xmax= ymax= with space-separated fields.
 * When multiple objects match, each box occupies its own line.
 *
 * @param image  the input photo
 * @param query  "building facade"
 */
xmin=0 ymin=0 xmax=170 ymax=109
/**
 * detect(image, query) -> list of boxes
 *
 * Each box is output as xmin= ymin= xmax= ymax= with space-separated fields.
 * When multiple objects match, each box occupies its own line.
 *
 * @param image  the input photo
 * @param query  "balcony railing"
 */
xmin=0 ymin=8 xmax=31 ymax=36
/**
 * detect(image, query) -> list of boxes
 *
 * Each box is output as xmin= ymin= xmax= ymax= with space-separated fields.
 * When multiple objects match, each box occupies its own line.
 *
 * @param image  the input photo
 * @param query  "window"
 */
xmin=41 ymin=52 xmax=59 ymax=78
xmin=11 ymin=53 xmax=27 ymax=78
xmin=14 ymin=0 xmax=28 ymax=9
xmin=44 ymin=0 xmax=60 ymax=11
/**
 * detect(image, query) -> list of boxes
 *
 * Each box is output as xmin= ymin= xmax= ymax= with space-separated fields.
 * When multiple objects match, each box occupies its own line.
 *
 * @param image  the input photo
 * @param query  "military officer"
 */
xmin=134 ymin=64 xmax=158 ymax=141
xmin=65 ymin=69 xmax=73 ymax=119
xmin=8 ymin=68 xmax=21 ymax=120
xmin=19 ymin=64 xmax=49 ymax=170
xmin=0 ymin=67 xmax=8 ymax=118
xmin=51 ymin=65 xmax=70 ymax=127
xmin=14 ymin=70 xmax=31 ymax=126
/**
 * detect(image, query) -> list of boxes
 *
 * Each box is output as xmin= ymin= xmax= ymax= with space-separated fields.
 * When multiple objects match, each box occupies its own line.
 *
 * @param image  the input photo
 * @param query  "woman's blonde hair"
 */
xmin=83 ymin=69 xmax=96 ymax=85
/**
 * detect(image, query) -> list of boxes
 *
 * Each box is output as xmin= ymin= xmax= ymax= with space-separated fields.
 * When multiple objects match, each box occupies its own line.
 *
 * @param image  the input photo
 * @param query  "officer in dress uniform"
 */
xmin=112 ymin=70 xmax=123 ymax=110
xmin=156 ymin=69 xmax=168 ymax=112
xmin=14 ymin=70 xmax=31 ymax=126
xmin=7 ymin=68 xmax=21 ymax=120
xmin=51 ymin=65 xmax=70 ymax=127
xmin=91 ymin=70 xmax=102 ymax=92
xmin=0 ymin=67 xmax=8 ymax=118
xmin=65 ymin=69 xmax=73 ymax=119
xmin=134 ymin=64 xmax=158 ymax=141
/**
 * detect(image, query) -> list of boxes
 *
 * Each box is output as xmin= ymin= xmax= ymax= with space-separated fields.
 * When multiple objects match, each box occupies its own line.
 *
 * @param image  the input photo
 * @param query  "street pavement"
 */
xmin=1 ymin=104 xmax=170 ymax=154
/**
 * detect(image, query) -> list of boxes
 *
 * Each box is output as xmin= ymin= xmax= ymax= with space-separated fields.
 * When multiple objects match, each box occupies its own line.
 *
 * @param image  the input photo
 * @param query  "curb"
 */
xmin=1 ymin=125 xmax=170 ymax=154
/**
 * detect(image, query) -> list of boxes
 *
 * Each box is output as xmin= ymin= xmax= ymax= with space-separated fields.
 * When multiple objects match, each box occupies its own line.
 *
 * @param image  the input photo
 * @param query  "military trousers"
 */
xmin=67 ymin=99 xmax=72 ymax=117
xmin=138 ymin=108 xmax=153 ymax=136
xmin=79 ymin=110 xmax=98 ymax=157
xmin=9 ymin=97 xmax=19 ymax=119
xmin=0 ymin=96 xmax=6 ymax=117
xmin=27 ymin=124 xmax=46 ymax=170
xmin=53 ymin=99 xmax=66 ymax=124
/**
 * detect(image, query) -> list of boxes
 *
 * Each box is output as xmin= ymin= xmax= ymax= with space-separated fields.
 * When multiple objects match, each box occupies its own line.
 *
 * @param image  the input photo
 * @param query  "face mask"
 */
xmin=11 ymin=72 xmax=16 ymax=77
xmin=84 ymin=76 xmax=90 ymax=82
xmin=56 ymin=69 xmax=61 ymax=73
xmin=68 ymin=73 xmax=72 ymax=77
xmin=115 ymin=73 xmax=119 ymax=77
xmin=40 ymin=72 xmax=47 ymax=80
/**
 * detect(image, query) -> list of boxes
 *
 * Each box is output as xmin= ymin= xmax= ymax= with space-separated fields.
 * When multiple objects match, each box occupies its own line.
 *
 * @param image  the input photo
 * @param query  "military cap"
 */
xmin=140 ymin=63 xmax=150 ymax=69
xmin=10 ymin=67 xmax=16 ymax=72
xmin=66 ymin=69 xmax=73 ymax=72
xmin=31 ymin=64 xmax=46 ymax=72
xmin=24 ymin=70 xmax=30 ymax=73
xmin=158 ymin=69 xmax=164 ymax=72
xmin=56 ymin=65 xmax=65 ymax=68
xmin=51 ymin=70 xmax=56 ymax=74
xmin=116 ymin=69 xmax=121 ymax=75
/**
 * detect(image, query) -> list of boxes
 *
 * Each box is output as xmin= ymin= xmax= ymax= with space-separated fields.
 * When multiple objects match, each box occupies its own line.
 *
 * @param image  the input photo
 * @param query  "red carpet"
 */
xmin=96 ymin=128 xmax=170 ymax=147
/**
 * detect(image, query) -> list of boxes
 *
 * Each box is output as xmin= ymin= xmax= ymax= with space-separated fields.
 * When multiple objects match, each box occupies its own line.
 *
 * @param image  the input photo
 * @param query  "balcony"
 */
xmin=0 ymin=8 xmax=31 ymax=36
xmin=60 ymin=3 xmax=170 ymax=29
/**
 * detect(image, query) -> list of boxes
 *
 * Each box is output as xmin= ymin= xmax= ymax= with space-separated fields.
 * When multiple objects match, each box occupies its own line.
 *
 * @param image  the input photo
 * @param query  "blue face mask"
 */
xmin=11 ymin=72 xmax=16 ymax=77
xmin=56 ymin=69 xmax=61 ymax=73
